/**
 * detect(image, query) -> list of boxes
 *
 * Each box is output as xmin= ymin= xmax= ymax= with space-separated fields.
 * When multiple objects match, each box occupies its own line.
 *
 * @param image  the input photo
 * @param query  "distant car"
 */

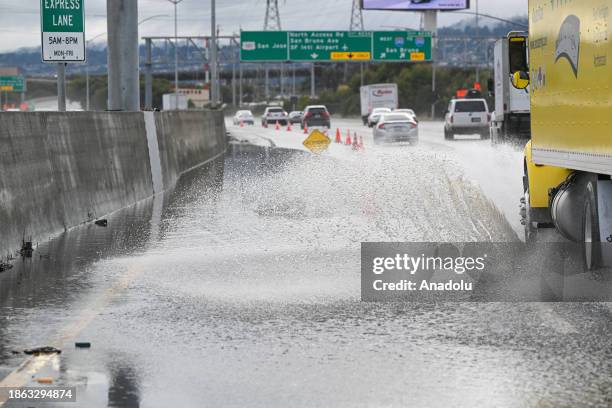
xmin=261 ymin=107 xmax=288 ymax=127
xmin=233 ymin=110 xmax=255 ymax=125
xmin=373 ymin=113 xmax=419 ymax=145
xmin=395 ymin=109 xmax=416 ymax=119
xmin=444 ymin=99 xmax=491 ymax=140
xmin=301 ymin=105 xmax=331 ymax=129
xmin=288 ymin=111 xmax=303 ymax=124
xmin=367 ymin=107 xmax=392 ymax=127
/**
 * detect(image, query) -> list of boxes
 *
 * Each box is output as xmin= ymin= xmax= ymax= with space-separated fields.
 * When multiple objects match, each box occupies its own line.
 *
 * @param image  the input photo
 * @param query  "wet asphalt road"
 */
xmin=0 ymin=120 xmax=611 ymax=407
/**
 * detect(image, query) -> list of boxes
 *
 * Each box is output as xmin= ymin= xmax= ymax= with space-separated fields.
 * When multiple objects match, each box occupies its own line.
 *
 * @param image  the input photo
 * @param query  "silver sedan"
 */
xmin=373 ymin=113 xmax=419 ymax=145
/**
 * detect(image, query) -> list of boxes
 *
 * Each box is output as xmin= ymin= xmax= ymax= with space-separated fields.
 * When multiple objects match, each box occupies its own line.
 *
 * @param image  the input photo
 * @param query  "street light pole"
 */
xmin=210 ymin=0 xmax=218 ymax=106
xmin=168 ymin=0 xmax=184 ymax=110
xmin=475 ymin=0 xmax=480 ymax=83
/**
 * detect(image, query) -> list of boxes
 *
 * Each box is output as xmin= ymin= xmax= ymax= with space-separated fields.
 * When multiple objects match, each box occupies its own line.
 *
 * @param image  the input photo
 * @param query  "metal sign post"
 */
xmin=40 ymin=0 xmax=86 ymax=112
xmin=57 ymin=63 xmax=66 ymax=112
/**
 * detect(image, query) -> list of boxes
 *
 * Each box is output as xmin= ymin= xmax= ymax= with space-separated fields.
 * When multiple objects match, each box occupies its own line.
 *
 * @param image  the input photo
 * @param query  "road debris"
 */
xmin=95 ymin=219 xmax=108 ymax=227
xmin=75 ymin=342 xmax=91 ymax=348
xmin=23 ymin=346 xmax=62 ymax=356
xmin=20 ymin=239 xmax=34 ymax=258
xmin=0 ymin=261 xmax=12 ymax=273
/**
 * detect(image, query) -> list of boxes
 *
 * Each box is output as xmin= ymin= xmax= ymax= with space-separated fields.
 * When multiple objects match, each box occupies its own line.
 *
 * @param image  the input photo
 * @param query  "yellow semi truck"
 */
xmin=521 ymin=0 xmax=612 ymax=270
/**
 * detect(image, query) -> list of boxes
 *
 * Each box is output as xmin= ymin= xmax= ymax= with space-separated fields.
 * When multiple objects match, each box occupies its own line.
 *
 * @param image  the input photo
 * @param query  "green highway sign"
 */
xmin=240 ymin=31 xmax=288 ymax=61
xmin=289 ymin=31 xmax=372 ymax=61
xmin=0 ymin=76 xmax=26 ymax=93
xmin=373 ymin=31 xmax=432 ymax=61
xmin=240 ymin=31 xmax=432 ymax=62
xmin=40 ymin=0 xmax=86 ymax=62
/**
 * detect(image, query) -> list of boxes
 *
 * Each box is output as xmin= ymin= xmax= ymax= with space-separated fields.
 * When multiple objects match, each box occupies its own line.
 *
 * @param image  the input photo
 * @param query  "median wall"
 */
xmin=0 ymin=110 xmax=225 ymax=256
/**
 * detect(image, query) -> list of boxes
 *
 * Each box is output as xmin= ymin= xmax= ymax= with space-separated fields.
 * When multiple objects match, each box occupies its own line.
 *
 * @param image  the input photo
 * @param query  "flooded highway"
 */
xmin=1 ymin=125 xmax=612 ymax=407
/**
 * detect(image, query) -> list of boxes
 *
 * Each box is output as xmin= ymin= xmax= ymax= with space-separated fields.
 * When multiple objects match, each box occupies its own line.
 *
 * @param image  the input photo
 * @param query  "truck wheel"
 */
xmin=491 ymin=123 xmax=503 ymax=145
xmin=481 ymin=131 xmax=490 ymax=140
xmin=583 ymin=179 xmax=602 ymax=271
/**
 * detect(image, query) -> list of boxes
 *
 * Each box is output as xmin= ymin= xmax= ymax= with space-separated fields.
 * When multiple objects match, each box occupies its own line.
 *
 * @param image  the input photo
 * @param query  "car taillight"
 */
xmin=410 ymin=122 xmax=417 ymax=128
xmin=378 ymin=123 xmax=385 ymax=129
xmin=304 ymin=112 xmax=312 ymax=119
xmin=450 ymin=115 xmax=454 ymax=124
xmin=322 ymin=111 xmax=330 ymax=119
xmin=487 ymin=113 xmax=491 ymax=122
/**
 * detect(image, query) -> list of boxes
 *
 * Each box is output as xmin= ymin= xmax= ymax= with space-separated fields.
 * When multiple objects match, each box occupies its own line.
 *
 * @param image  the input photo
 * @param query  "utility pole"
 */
xmin=239 ymin=63 xmax=243 ymax=106
xmin=107 ymin=0 xmax=140 ymax=111
xmin=310 ymin=64 xmax=315 ymax=99
xmin=475 ymin=0 xmax=480 ymax=83
xmin=145 ymin=38 xmax=153 ymax=110
xmin=423 ymin=10 xmax=438 ymax=119
xmin=292 ymin=64 xmax=296 ymax=96
xmin=232 ymin=39 xmax=237 ymax=107
xmin=167 ymin=0 xmax=184 ymax=110
xmin=264 ymin=0 xmax=281 ymax=100
xmin=210 ymin=0 xmax=218 ymax=106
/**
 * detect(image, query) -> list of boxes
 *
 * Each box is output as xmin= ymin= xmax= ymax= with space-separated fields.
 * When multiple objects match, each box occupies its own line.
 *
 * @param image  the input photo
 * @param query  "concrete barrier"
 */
xmin=155 ymin=110 xmax=226 ymax=189
xmin=0 ymin=110 xmax=225 ymax=256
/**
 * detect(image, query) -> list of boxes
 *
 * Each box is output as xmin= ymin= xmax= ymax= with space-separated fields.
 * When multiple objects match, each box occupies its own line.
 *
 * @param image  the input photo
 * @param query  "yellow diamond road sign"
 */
xmin=302 ymin=129 xmax=331 ymax=154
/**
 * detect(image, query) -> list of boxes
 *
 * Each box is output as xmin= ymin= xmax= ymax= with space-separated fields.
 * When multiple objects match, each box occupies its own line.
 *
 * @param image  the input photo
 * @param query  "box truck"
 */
xmin=360 ymin=84 xmax=398 ymax=125
xmin=521 ymin=0 xmax=612 ymax=270
xmin=489 ymin=32 xmax=531 ymax=144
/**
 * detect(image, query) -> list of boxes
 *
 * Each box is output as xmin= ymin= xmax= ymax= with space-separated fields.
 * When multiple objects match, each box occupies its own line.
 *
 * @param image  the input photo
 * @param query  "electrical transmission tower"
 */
xmin=264 ymin=0 xmax=282 ymax=31
xmin=349 ymin=0 xmax=365 ymax=85
xmin=350 ymin=0 xmax=364 ymax=31
xmin=263 ymin=0 xmax=282 ymax=99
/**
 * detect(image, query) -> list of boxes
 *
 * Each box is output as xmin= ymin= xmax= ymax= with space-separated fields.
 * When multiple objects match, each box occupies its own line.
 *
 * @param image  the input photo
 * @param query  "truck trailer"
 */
xmin=360 ymin=84 xmax=399 ymax=125
xmin=522 ymin=0 xmax=612 ymax=270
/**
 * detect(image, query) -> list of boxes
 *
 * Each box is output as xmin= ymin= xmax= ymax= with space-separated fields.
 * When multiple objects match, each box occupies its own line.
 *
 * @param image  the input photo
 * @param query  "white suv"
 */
xmin=261 ymin=107 xmax=288 ymax=127
xmin=444 ymin=99 xmax=491 ymax=140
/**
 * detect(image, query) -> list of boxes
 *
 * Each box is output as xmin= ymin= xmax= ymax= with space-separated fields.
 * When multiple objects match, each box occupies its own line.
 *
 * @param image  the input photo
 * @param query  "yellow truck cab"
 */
xmin=522 ymin=0 xmax=612 ymax=270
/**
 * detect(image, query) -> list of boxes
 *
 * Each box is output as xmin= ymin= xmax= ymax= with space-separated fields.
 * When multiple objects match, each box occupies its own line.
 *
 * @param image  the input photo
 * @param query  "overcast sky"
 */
xmin=0 ymin=0 xmax=527 ymax=52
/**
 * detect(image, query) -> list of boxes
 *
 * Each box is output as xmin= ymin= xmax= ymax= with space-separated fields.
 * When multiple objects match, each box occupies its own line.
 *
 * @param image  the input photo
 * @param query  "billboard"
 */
xmin=362 ymin=0 xmax=470 ymax=11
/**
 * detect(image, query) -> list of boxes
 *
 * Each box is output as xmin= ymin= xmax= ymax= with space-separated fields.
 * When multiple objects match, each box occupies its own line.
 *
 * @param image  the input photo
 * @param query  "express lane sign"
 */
xmin=40 ymin=0 xmax=86 ymax=62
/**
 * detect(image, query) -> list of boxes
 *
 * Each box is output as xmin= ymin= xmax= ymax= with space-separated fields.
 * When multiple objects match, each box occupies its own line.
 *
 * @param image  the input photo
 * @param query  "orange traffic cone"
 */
xmin=359 ymin=136 xmax=365 ymax=151
xmin=335 ymin=128 xmax=342 ymax=143
xmin=287 ymin=122 xmax=292 ymax=131
xmin=352 ymin=133 xmax=359 ymax=150
xmin=345 ymin=130 xmax=352 ymax=146
xmin=240 ymin=120 xmax=244 ymax=128
xmin=275 ymin=121 xmax=280 ymax=130
xmin=303 ymin=124 xmax=309 ymax=134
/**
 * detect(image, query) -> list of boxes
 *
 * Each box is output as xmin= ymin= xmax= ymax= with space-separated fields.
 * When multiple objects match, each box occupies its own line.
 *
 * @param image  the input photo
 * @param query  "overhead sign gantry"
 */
xmin=240 ymin=31 xmax=432 ymax=62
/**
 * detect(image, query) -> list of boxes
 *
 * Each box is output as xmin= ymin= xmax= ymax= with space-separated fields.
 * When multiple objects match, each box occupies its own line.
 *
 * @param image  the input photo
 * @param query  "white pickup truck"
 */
xmin=443 ymin=98 xmax=491 ymax=141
